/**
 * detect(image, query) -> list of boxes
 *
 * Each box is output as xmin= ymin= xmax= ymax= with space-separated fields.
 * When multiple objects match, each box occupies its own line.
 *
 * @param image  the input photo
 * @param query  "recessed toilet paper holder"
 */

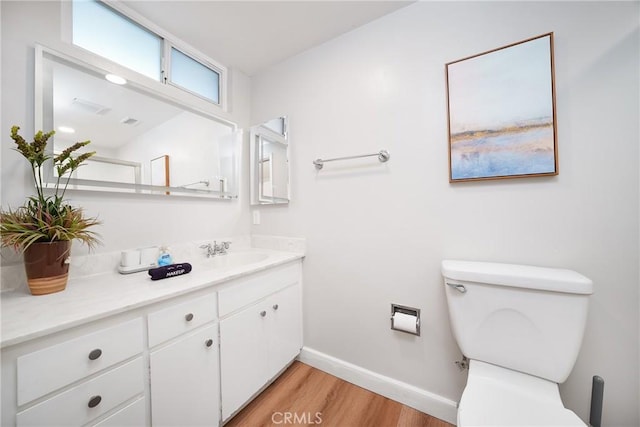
xmin=391 ymin=303 xmax=421 ymax=336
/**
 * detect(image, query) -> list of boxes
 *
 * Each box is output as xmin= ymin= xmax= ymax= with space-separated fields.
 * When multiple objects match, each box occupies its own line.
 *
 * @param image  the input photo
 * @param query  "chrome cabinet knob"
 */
xmin=272 ymin=304 xmax=279 ymax=310
xmin=260 ymin=310 xmax=267 ymax=317
xmin=205 ymin=339 xmax=213 ymax=348
xmin=185 ymin=313 xmax=194 ymax=321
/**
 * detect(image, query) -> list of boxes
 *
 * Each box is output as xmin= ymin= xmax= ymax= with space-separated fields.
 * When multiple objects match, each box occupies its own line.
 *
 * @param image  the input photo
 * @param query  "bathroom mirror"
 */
xmin=35 ymin=46 xmax=240 ymax=198
xmin=250 ymin=117 xmax=290 ymax=205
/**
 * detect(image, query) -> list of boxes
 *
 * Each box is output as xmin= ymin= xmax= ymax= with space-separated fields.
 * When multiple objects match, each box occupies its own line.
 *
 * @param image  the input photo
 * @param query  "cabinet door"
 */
xmin=219 ymin=304 xmax=269 ymax=421
xmin=150 ymin=324 xmax=219 ymax=427
xmin=267 ymin=284 xmax=303 ymax=379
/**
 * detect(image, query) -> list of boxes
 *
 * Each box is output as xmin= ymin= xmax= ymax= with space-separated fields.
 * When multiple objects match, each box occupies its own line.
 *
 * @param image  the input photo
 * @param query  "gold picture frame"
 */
xmin=446 ymin=33 xmax=558 ymax=182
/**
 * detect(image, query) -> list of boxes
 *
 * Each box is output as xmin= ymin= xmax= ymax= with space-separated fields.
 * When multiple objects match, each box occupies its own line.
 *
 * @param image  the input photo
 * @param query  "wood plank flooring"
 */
xmin=225 ymin=361 xmax=454 ymax=427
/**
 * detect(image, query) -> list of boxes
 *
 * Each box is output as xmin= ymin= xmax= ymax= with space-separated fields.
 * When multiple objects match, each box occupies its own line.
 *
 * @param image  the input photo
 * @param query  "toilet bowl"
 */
xmin=441 ymin=260 xmax=593 ymax=427
xmin=459 ymin=360 xmax=585 ymax=426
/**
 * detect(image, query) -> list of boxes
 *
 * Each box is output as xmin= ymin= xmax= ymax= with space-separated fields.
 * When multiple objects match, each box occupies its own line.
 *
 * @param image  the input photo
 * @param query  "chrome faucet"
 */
xmin=200 ymin=243 xmax=215 ymax=257
xmin=217 ymin=241 xmax=231 ymax=255
xmin=200 ymin=241 xmax=231 ymax=257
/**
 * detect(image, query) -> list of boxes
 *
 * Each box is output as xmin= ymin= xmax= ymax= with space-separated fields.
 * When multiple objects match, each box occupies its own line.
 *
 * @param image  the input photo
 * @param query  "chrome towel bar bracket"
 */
xmin=313 ymin=149 xmax=390 ymax=170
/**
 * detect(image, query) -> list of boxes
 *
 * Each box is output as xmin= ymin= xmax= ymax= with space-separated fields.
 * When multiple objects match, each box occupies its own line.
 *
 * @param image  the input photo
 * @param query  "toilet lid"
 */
xmin=458 ymin=361 xmax=586 ymax=427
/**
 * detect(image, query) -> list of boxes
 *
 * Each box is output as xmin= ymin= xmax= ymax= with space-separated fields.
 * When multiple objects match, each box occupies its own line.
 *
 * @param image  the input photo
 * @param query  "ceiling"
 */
xmin=121 ymin=1 xmax=413 ymax=76
xmin=51 ymin=59 xmax=183 ymax=149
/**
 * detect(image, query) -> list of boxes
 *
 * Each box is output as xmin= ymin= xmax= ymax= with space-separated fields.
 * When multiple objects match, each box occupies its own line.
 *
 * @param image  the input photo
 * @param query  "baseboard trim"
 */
xmin=298 ymin=347 xmax=458 ymax=425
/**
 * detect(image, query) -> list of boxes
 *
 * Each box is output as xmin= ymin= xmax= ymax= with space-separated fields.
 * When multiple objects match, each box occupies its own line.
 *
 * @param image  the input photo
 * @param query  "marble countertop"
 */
xmin=0 ymin=248 xmax=304 ymax=349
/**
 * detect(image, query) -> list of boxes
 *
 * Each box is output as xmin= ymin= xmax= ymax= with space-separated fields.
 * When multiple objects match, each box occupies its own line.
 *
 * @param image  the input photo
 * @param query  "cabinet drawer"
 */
xmin=91 ymin=397 xmax=145 ymax=427
xmin=148 ymin=292 xmax=217 ymax=348
xmin=16 ymin=357 xmax=143 ymax=427
xmin=17 ymin=318 xmax=143 ymax=405
xmin=218 ymin=262 xmax=301 ymax=317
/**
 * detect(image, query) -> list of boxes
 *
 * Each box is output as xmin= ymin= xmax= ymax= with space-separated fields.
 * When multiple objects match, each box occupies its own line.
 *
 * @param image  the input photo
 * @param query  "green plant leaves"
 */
xmin=1 ymin=126 xmax=101 ymax=251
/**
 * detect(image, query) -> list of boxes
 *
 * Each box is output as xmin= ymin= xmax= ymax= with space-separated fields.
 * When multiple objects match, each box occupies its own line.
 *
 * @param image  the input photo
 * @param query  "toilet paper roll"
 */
xmin=392 ymin=312 xmax=419 ymax=334
xmin=121 ymin=250 xmax=141 ymax=267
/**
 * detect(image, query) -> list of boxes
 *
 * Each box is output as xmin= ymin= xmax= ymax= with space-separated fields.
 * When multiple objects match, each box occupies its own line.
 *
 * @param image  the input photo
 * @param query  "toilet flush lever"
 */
xmin=446 ymin=282 xmax=467 ymax=293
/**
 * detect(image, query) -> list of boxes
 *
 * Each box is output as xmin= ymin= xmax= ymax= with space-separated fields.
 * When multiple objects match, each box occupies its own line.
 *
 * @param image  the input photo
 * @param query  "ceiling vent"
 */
xmin=120 ymin=117 xmax=139 ymax=126
xmin=72 ymin=97 xmax=110 ymax=115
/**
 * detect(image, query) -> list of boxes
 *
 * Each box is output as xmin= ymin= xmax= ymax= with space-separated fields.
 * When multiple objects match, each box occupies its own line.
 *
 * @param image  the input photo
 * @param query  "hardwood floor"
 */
xmin=225 ymin=361 xmax=454 ymax=427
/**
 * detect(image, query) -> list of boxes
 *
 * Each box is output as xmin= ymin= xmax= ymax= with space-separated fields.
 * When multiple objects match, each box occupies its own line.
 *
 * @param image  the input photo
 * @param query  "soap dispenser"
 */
xmin=157 ymin=246 xmax=173 ymax=266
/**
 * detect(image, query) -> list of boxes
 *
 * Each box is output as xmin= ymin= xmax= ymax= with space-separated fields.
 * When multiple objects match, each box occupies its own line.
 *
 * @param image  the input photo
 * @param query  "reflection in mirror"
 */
xmin=75 ymin=155 xmax=141 ymax=184
xmin=250 ymin=117 xmax=290 ymax=205
xmin=150 ymin=155 xmax=170 ymax=195
xmin=37 ymin=46 xmax=240 ymax=198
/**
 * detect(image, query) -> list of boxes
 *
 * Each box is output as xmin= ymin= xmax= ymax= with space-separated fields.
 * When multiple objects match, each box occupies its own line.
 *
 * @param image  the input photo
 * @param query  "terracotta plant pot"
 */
xmin=23 ymin=241 xmax=71 ymax=295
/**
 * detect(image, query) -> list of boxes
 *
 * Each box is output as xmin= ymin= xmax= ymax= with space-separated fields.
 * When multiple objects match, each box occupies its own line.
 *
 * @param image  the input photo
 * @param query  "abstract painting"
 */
xmin=446 ymin=33 xmax=558 ymax=182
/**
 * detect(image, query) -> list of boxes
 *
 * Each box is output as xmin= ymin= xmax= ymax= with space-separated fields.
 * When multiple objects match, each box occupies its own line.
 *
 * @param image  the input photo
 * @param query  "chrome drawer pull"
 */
xmin=260 ymin=311 xmax=267 ymax=317
xmin=88 ymin=349 xmax=102 ymax=361
xmin=272 ymin=304 xmax=279 ymax=310
xmin=185 ymin=313 xmax=194 ymax=322
xmin=88 ymin=395 xmax=102 ymax=408
xmin=205 ymin=339 xmax=214 ymax=348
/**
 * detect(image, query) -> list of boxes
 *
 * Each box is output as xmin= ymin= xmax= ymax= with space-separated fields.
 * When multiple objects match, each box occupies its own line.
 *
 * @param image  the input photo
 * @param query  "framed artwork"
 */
xmin=446 ymin=33 xmax=558 ymax=182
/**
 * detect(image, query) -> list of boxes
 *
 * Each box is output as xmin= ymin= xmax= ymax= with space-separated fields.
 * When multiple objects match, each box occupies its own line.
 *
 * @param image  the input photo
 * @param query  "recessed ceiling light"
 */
xmin=57 ymin=126 xmax=76 ymax=134
xmin=105 ymin=74 xmax=127 ymax=85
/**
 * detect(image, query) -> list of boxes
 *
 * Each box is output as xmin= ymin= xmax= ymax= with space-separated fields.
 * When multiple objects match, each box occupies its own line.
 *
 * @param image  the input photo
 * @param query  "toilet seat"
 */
xmin=458 ymin=360 xmax=586 ymax=427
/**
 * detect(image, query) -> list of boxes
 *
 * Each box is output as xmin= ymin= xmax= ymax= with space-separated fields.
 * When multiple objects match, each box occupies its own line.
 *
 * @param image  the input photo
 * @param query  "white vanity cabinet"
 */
xmin=219 ymin=262 xmax=303 ymax=420
xmin=148 ymin=293 xmax=220 ymax=426
xmin=1 ymin=254 xmax=304 ymax=427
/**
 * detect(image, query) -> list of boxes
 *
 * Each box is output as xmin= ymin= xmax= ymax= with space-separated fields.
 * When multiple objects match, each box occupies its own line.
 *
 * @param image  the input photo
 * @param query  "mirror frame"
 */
xmin=34 ymin=44 xmax=240 ymax=199
xmin=250 ymin=118 xmax=290 ymax=205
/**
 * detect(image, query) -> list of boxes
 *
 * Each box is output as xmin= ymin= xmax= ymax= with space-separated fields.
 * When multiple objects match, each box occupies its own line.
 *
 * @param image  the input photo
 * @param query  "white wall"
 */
xmin=1 ymin=3 xmax=3 ymax=223
xmin=0 ymin=1 xmax=251 ymax=261
xmin=251 ymin=2 xmax=639 ymax=426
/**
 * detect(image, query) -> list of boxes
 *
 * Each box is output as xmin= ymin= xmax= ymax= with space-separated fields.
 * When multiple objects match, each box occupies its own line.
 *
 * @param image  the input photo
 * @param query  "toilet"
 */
xmin=441 ymin=260 xmax=593 ymax=426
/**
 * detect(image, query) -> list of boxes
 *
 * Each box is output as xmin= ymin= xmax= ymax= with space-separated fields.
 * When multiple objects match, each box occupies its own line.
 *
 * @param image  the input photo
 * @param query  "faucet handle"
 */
xmin=199 ymin=243 xmax=214 ymax=258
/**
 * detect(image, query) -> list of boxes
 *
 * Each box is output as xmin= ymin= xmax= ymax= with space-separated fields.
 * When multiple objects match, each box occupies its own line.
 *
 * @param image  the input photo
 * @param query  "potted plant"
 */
xmin=0 ymin=126 xmax=101 ymax=295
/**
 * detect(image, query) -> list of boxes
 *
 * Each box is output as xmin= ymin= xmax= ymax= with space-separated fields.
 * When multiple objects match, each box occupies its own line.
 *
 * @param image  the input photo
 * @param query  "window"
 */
xmin=169 ymin=48 xmax=220 ymax=104
xmin=72 ymin=0 xmax=223 ymax=106
xmin=72 ymin=0 xmax=161 ymax=81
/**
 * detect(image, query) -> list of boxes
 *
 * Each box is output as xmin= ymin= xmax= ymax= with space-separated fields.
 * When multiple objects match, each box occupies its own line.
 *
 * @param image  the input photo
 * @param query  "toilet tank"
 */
xmin=442 ymin=260 xmax=593 ymax=383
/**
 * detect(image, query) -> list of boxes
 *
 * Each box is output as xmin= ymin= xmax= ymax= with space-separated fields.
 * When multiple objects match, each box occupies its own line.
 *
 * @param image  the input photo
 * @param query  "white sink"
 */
xmin=204 ymin=251 xmax=269 ymax=269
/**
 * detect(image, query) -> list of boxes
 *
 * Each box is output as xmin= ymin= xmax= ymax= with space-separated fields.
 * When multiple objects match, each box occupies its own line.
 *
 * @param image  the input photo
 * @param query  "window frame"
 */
xmin=67 ymin=0 xmax=228 ymax=111
xmin=71 ymin=0 xmax=163 ymax=82
xmin=164 ymin=44 xmax=224 ymax=106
